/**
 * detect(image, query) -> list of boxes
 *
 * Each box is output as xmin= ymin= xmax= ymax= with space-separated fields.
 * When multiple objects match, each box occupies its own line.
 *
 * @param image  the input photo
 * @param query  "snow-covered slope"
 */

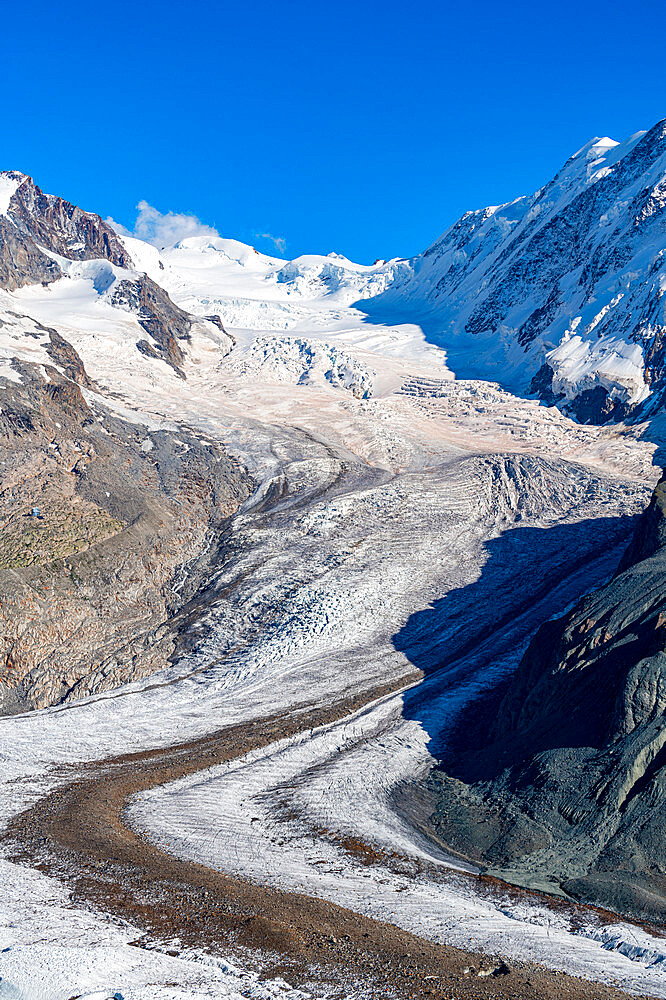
xmin=115 ymin=122 xmax=666 ymax=424
xmin=361 ymin=121 xmax=666 ymax=422
xmin=6 ymin=119 xmax=666 ymax=426
xmin=117 ymin=232 xmax=409 ymax=343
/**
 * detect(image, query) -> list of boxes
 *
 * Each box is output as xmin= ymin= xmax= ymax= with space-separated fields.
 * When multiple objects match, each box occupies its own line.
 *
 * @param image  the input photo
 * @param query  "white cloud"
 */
xmin=107 ymin=204 xmax=289 ymax=257
xmin=107 ymin=201 xmax=219 ymax=248
xmin=255 ymin=232 xmax=287 ymax=255
xmin=106 ymin=216 xmax=132 ymax=238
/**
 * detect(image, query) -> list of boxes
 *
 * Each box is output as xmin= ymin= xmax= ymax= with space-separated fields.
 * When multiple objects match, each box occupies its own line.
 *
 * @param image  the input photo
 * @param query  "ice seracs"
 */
xmin=546 ymin=332 xmax=650 ymax=409
xmin=230 ymin=335 xmax=376 ymax=397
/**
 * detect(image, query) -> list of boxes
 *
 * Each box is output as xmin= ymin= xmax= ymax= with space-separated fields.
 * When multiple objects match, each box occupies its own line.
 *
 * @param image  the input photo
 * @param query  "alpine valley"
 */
xmin=3 ymin=123 xmax=666 ymax=1000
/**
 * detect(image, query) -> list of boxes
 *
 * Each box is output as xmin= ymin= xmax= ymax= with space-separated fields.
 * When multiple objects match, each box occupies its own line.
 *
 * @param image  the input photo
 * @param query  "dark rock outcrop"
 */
xmin=0 ymin=215 xmax=62 ymax=290
xmin=110 ymin=275 xmax=232 ymax=374
xmin=429 ymin=472 xmax=666 ymax=921
xmin=0 ymin=169 xmax=130 ymax=293
xmin=4 ymin=170 xmax=131 ymax=267
xmin=44 ymin=326 xmax=93 ymax=387
xmin=111 ymin=274 xmax=192 ymax=370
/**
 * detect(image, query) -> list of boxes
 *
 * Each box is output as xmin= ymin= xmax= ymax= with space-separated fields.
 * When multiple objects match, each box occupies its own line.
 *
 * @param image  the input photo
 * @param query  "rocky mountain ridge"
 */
xmin=428 ymin=470 xmax=666 ymax=920
xmin=0 ymin=171 xmax=233 ymax=376
xmin=4 ymin=123 xmax=666 ymax=421
xmin=364 ymin=120 xmax=666 ymax=423
xmin=0 ymin=170 xmax=129 ymax=290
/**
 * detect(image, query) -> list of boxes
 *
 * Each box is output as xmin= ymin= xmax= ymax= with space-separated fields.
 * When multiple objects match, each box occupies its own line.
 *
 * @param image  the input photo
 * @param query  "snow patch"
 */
xmin=547 ymin=333 xmax=649 ymax=405
xmin=0 ymin=360 xmax=23 ymax=384
xmin=0 ymin=173 xmax=20 ymax=216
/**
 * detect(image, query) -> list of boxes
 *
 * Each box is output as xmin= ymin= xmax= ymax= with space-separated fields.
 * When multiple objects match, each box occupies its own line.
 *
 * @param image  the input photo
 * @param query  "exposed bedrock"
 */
xmin=0 ymin=215 xmax=62 ymax=291
xmin=5 ymin=170 xmax=131 ymax=268
xmin=427 ymin=470 xmax=666 ymax=921
xmin=0 ymin=171 xmax=232 ymax=375
xmin=0 ymin=362 xmax=251 ymax=714
xmin=110 ymin=273 xmax=231 ymax=373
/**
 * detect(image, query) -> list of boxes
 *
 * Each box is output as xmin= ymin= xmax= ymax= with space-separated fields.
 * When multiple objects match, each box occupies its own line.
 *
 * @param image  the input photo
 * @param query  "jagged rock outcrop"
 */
xmin=0 ymin=215 xmax=62 ymax=290
xmin=111 ymin=273 xmax=193 ymax=371
xmin=4 ymin=170 xmax=131 ymax=267
xmin=0 ymin=362 xmax=251 ymax=714
xmin=0 ymin=171 xmax=233 ymax=374
xmin=110 ymin=273 xmax=231 ymax=374
xmin=44 ymin=326 xmax=93 ymax=387
xmin=428 ymin=472 xmax=666 ymax=921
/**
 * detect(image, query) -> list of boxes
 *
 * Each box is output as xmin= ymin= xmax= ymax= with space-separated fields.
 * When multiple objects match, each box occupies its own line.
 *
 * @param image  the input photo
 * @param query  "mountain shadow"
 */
xmin=396 ymin=476 xmax=666 ymax=922
xmin=394 ymin=512 xmax=638 ymax=765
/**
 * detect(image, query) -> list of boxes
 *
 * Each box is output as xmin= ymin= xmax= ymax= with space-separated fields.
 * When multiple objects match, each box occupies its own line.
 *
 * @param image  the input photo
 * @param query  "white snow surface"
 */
xmin=0 ymin=172 xmax=20 ymax=215
xmin=547 ymin=332 xmax=650 ymax=405
xmin=1 ymin=134 xmax=666 ymax=998
xmin=104 ymin=122 xmax=666 ymax=418
xmin=0 ymin=862 xmax=309 ymax=1000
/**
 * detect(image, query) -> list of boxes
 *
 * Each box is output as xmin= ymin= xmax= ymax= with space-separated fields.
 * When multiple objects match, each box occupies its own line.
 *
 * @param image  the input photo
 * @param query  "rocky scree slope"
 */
xmin=428 ymin=470 xmax=666 ymax=921
xmin=0 ymin=358 xmax=250 ymax=714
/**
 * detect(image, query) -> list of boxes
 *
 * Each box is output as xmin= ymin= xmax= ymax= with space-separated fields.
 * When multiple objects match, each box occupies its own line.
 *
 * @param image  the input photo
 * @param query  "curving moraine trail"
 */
xmin=4 ymin=691 xmax=658 ymax=1000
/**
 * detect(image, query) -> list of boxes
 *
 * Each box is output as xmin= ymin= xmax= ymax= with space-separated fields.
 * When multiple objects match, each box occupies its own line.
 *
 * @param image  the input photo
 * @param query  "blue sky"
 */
xmin=3 ymin=0 xmax=664 ymax=262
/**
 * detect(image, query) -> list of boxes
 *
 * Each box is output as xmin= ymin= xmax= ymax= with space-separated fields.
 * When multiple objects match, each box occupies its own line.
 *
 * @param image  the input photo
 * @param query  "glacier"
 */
xmin=0 ymin=125 xmax=666 ymax=999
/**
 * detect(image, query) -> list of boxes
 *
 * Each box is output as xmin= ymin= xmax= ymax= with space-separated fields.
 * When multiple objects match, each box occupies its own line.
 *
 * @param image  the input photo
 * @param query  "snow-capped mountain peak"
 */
xmin=3 ymin=121 xmax=666 ymax=423
xmin=361 ymin=118 xmax=666 ymax=422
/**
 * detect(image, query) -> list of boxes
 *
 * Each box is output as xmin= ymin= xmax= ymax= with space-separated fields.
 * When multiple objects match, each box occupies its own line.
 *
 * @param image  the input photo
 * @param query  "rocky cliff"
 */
xmin=0 ymin=171 xmax=232 ymax=375
xmin=429 ymin=473 xmax=666 ymax=920
xmin=5 ymin=170 xmax=131 ymax=268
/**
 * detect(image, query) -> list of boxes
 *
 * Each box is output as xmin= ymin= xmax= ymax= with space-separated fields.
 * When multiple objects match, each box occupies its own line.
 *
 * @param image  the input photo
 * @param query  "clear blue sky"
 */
xmin=3 ymin=0 xmax=664 ymax=262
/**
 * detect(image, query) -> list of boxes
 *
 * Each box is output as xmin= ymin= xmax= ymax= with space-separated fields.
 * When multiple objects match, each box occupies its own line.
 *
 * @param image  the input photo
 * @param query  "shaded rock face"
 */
xmin=529 ymin=364 xmax=632 ymax=424
xmin=111 ymin=274 xmax=192 ymax=371
xmin=5 ymin=171 xmax=131 ymax=268
xmin=0 ymin=362 xmax=251 ymax=714
xmin=428 ymin=473 xmax=666 ymax=921
xmin=0 ymin=215 xmax=62 ymax=291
